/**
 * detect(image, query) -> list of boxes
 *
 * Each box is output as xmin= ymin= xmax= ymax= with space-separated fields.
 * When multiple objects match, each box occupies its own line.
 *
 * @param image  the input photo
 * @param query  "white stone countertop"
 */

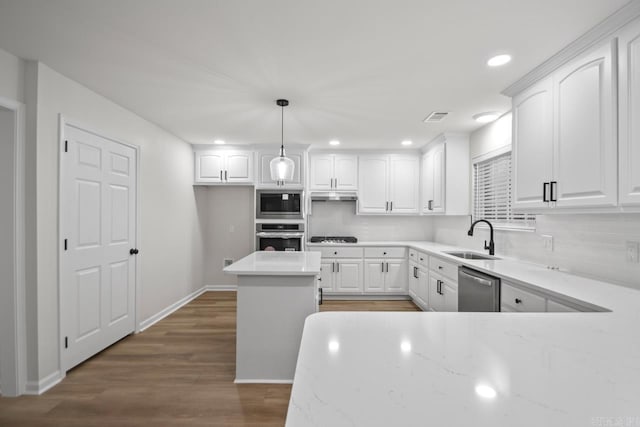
xmin=223 ymin=251 xmax=321 ymax=276
xmin=287 ymin=241 xmax=640 ymax=426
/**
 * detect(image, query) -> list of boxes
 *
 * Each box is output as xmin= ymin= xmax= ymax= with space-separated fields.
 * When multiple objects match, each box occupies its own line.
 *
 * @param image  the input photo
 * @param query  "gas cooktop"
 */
xmin=309 ymin=236 xmax=358 ymax=244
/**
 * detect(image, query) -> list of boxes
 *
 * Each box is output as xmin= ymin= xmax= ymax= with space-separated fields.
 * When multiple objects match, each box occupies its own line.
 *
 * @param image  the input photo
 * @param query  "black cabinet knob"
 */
xmin=515 ymin=298 xmax=522 ymax=304
xmin=334 ymin=251 xmax=337 ymax=255
xmin=130 ymin=248 xmax=139 ymax=255
xmin=383 ymin=252 xmax=387 ymax=255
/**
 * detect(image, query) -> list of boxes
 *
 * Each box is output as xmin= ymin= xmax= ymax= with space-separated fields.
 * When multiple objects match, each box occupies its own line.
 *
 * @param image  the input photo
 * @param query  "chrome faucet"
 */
xmin=467 ymin=219 xmax=495 ymax=256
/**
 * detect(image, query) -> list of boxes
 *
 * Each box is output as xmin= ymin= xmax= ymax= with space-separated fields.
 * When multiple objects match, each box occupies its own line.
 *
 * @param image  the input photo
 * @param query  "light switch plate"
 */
xmin=542 ymin=235 xmax=553 ymax=252
xmin=626 ymin=241 xmax=639 ymax=263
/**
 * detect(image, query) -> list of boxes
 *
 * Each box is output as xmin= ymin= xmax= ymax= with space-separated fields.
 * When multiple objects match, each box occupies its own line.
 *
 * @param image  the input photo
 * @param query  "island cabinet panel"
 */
xmin=318 ymin=261 xmax=334 ymax=292
xmin=619 ymin=18 xmax=640 ymax=206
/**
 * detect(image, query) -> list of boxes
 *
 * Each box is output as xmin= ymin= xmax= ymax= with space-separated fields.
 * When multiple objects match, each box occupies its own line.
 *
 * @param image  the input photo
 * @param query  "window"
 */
xmin=473 ymin=150 xmax=535 ymax=229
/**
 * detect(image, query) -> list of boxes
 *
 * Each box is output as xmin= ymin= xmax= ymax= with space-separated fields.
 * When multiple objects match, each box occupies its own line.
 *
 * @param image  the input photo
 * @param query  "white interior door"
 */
xmin=61 ymin=124 xmax=137 ymax=371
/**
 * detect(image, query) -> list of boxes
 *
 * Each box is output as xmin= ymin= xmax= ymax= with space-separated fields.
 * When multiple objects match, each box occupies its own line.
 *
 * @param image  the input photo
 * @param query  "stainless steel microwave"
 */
xmin=256 ymin=190 xmax=303 ymax=220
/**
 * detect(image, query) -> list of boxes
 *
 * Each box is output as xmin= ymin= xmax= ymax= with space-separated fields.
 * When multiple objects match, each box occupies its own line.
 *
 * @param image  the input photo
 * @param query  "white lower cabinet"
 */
xmin=408 ymin=262 xmax=419 ymax=300
xmin=320 ymin=259 xmax=363 ymax=293
xmin=428 ymin=274 xmax=457 ymax=312
xmin=364 ymin=259 xmax=407 ymax=293
xmin=417 ymin=267 xmax=429 ymax=309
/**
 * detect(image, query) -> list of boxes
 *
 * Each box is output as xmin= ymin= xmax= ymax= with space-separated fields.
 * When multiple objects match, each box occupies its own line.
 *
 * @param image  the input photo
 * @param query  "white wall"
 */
xmin=196 ymin=186 xmax=255 ymax=288
xmin=432 ymin=115 xmax=640 ymax=290
xmin=0 ymin=107 xmax=15 ymax=393
xmin=0 ymin=48 xmax=24 ymax=103
xmin=309 ymin=201 xmax=434 ymax=241
xmin=30 ymin=62 xmax=205 ymax=382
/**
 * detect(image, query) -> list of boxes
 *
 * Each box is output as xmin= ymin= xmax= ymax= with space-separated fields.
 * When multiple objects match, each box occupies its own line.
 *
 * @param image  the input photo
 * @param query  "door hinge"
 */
xmin=64 ymin=336 xmax=68 ymax=349
xmin=64 ymin=140 xmax=68 ymax=152
xmin=64 ymin=239 xmax=68 ymax=251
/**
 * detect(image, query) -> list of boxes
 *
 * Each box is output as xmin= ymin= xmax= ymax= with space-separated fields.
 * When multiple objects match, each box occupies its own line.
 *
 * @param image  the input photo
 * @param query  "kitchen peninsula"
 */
xmin=224 ymin=251 xmax=321 ymax=383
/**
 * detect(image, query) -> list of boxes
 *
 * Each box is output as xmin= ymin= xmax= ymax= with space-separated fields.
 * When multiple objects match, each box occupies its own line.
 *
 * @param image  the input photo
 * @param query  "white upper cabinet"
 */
xmin=619 ymin=18 xmax=640 ymax=206
xmin=195 ymin=149 xmax=253 ymax=184
xmin=553 ymin=39 xmax=617 ymax=208
xmin=512 ymin=78 xmax=554 ymax=210
xmin=309 ymin=154 xmax=357 ymax=191
xmin=257 ymin=148 xmax=304 ymax=188
xmin=358 ymin=154 xmax=420 ymax=215
xmin=420 ymin=134 xmax=469 ymax=215
xmin=511 ymin=39 xmax=618 ymax=210
xmin=358 ymin=155 xmax=389 ymax=213
xmin=389 ymin=156 xmax=420 ymax=214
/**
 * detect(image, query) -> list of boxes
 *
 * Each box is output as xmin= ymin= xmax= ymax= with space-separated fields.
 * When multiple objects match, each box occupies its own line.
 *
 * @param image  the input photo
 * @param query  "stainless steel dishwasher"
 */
xmin=458 ymin=266 xmax=501 ymax=312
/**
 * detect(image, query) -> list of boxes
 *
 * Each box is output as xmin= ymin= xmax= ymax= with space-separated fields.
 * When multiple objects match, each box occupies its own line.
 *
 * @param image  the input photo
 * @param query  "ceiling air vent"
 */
xmin=423 ymin=112 xmax=449 ymax=123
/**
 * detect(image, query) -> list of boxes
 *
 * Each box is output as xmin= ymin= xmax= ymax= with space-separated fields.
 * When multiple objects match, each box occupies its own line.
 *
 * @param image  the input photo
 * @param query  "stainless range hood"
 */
xmin=309 ymin=191 xmax=358 ymax=201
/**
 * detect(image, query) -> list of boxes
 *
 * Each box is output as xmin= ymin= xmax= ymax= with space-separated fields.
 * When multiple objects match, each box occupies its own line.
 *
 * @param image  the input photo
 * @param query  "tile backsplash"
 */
xmin=308 ymin=201 xmax=434 ymax=241
xmin=432 ymin=214 xmax=640 ymax=290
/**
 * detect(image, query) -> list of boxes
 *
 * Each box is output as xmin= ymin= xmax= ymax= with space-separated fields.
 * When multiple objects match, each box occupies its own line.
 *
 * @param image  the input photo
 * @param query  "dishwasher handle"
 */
xmin=459 ymin=270 xmax=494 ymax=287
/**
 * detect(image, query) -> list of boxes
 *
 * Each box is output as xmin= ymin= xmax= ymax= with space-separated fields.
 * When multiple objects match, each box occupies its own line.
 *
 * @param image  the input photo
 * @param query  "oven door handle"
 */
xmin=256 ymin=232 xmax=305 ymax=238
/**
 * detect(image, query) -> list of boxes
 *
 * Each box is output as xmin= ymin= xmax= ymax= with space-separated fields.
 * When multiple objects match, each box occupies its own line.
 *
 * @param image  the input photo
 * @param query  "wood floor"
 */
xmin=0 ymin=292 xmax=419 ymax=426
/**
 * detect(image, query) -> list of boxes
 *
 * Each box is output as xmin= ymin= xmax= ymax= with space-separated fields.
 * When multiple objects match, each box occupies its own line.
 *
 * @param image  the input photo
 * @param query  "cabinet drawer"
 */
xmin=501 ymin=283 xmax=546 ymax=312
xmin=417 ymin=252 xmax=428 ymax=267
xmin=318 ymin=247 xmax=364 ymax=258
xmin=547 ymin=299 xmax=580 ymax=312
xmin=428 ymin=256 xmax=458 ymax=281
xmin=408 ymin=249 xmax=418 ymax=262
xmin=364 ymin=247 xmax=406 ymax=258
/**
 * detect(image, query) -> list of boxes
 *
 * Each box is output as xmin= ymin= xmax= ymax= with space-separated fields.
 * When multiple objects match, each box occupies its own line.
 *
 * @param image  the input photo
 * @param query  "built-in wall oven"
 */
xmin=256 ymin=223 xmax=305 ymax=251
xmin=256 ymin=190 xmax=303 ymax=220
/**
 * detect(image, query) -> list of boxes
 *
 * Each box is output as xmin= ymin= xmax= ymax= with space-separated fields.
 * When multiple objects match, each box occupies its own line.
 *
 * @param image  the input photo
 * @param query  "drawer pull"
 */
xmin=334 ymin=251 xmax=338 ymax=255
xmin=515 ymin=298 xmax=522 ymax=304
xmin=383 ymin=251 xmax=387 ymax=255
xmin=419 ymin=257 xmax=424 ymax=261
xmin=438 ymin=266 xmax=443 ymax=270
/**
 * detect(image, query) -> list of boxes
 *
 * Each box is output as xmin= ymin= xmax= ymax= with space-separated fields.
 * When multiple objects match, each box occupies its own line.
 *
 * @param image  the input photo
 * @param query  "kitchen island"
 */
xmin=224 ymin=251 xmax=321 ymax=383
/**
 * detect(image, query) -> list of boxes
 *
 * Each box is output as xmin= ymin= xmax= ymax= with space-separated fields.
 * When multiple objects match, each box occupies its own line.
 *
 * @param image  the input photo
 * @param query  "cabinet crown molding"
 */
xmin=502 ymin=1 xmax=640 ymax=97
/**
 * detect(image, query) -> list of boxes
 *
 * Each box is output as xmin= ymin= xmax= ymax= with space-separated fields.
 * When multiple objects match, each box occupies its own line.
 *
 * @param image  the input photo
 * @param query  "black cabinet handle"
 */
xmin=550 ymin=181 xmax=557 ymax=202
xmin=381 ymin=262 xmax=384 ymax=273
xmin=390 ymin=201 xmax=393 ymax=211
xmin=319 ymin=288 xmax=323 ymax=305
xmin=129 ymin=248 xmax=139 ymax=255
xmin=220 ymin=170 xmax=223 ymax=181
xmin=515 ymin=298 xmax=522 ymax=304
xmin=336 ymin=263 xmax=340 ymax=273
xmin=225 ymin=170 xmax=228 ymax=181
xmin=332 ymin=262 xmax=335 ymax=273
xmin=543 ymin=182 xmax=550 ymax=202
xmin=428 ymin=200 xmax=433 ymax=210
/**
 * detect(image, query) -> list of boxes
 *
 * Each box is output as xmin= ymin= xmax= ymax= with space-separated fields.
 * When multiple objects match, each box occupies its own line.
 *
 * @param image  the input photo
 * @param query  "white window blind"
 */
xmin=473 ymin=151 xmax=535 ymax=228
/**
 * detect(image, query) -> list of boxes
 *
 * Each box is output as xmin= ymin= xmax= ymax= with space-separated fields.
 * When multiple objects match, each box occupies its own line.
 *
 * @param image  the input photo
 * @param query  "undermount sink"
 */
xmin=444 ymin=251 xmax=500 ymax=260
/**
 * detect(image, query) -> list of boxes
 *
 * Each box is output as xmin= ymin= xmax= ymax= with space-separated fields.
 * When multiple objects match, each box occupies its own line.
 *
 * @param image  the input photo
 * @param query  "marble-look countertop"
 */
xmin=287 ymin=241 xmax=640 ymax=426
xmin=223 ymin=251 xmax=321 ymax=276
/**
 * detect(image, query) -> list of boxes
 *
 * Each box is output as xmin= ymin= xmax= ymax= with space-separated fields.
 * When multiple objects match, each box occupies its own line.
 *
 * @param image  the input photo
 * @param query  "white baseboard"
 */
xmin=205 ymin=284 xmax=238 ymax=291
xmin=234 ymin=379 xmax=293 ymax=384
xmin=138 ymin=286 xmax=206 ymax=332
xmin=24 ymin=370 xmax=63 ymax=395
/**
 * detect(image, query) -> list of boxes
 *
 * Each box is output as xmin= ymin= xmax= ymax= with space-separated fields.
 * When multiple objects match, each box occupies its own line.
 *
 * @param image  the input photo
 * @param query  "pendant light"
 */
xmin=270 ymin=99 xmax=295 ymax=182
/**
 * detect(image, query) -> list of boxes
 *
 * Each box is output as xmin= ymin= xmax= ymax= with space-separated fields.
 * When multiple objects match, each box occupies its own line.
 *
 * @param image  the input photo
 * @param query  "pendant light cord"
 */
xmin=280 ymin=104 xmax=284 ymax=157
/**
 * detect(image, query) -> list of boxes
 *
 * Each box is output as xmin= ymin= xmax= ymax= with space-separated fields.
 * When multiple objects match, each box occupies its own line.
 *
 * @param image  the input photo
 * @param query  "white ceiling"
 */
xmin=0 ymin=0 xmax=630 ymax=148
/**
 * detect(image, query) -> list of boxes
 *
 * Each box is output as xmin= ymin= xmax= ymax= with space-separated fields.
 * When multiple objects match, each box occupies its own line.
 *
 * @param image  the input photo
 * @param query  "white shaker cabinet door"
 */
xmin=421 ymin=150 xmax=434 ymax=213
xmin=443 ymin=282 xmax=458 ymax=312
xmin=309 ymin=155 xmax=334 ymax=190
xmin=319 ymin=262 xmax=335 ymax=292
xmin=335 ymin=261 xmax=363 ymax=293
xmin=385 ymin=259 xmax=407 ymax=293
xmin=334 ymin=155 xmax=358 ymax=190
xmin=619 ymin=19 xmax=640 ymax=206
xmin=417 ymin=268 xmax=429 ymax=309
xmin=389 ymin=155 xmax=420 ymax=214
xmin=195 ymin=152 xmax=224 ymax=183
xmin=358 ymin=155 xmax=389 ymax=213
xmin=553 ymin=40 xmax=617 ymax=208
xmin=428 ymin=275 xmax=445 ymax=312
xmin=512 ymin=77 xmax=554 ymax=210
xmin=364 ymin=260 xmax=385 ymax=292
xmin=226 ymin=151 xmax=253 ymax=183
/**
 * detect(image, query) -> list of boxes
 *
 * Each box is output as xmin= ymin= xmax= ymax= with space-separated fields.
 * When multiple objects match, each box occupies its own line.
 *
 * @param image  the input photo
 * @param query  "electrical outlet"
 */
xmin=626 ymin=241 xmax=639 ymax=263
xmin=542 ymin=235 xmax=553 ymax=252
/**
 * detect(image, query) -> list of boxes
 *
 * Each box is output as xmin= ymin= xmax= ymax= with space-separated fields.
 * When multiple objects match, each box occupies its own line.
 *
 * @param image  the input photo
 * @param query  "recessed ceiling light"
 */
xmin=473 ymin=112 xmax=500 ymax=123
xmin=329 ymin=140 xmax=340 ymax=146
xmin=487 ymin=54 xmax=512 ymax=67
xmin=475 ymin=384 xmax=497 ymax=399
xmin=401 ymin=140 xmax=413 ymax=146
xmin=213 ymin=139 xmax=225 ymax=145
